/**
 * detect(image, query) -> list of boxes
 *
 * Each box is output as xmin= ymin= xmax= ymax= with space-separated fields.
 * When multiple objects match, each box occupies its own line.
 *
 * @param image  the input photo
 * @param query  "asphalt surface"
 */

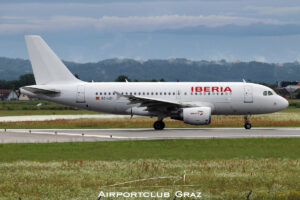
xmin=1 ymin=128 xmax=300 ymax=143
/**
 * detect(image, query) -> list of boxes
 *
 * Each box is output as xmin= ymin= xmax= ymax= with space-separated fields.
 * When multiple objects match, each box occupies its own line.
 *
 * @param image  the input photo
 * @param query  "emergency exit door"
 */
xmin=76 ymin=85 xmax=85 ymax=103
xmin=244 ymin=85 xmax=253 ymax=103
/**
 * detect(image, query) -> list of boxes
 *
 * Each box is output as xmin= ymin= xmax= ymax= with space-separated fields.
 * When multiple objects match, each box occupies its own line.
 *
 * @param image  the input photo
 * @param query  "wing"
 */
xmin=115 ymin=91 xmax=190 ymax=116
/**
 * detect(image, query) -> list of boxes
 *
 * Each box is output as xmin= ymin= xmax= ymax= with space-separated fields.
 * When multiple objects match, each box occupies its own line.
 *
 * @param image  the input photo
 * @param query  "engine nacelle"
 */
xmin=183 ymin=107 xmax=211 ymax=125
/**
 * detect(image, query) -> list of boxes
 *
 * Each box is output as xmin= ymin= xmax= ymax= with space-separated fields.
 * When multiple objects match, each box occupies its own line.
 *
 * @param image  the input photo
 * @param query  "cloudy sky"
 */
xmin=1 ymin=0 xmax=300 ymax=62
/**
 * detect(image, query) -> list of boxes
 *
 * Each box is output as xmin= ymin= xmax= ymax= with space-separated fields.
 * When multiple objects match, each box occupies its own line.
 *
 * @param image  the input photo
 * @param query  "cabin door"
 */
xmin=244 ymin=85 xmax=253 ymax=103
xmin=76 ymin=85 xmax=85 ymax=103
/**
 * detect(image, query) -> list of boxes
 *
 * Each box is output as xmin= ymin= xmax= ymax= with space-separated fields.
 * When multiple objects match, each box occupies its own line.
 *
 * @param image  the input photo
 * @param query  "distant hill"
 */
xmin=0 ymin=57 xmax=300 ymax=83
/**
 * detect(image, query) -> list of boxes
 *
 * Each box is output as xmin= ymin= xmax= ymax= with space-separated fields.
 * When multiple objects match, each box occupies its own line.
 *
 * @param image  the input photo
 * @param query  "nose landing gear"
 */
xmin=244 ymin=115 xmax=252 ymax=129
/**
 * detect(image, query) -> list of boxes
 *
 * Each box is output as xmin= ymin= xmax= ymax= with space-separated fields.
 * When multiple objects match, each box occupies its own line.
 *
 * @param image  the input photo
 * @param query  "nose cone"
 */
xmin=280 ymin=97 xmax=289 ymax=110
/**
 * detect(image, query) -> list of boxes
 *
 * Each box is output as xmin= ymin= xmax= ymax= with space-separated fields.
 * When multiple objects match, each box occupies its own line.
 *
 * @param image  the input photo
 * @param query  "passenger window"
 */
xmin=268 ymin=91 xmax=273 ymax=95
xmin=96 ymin=92 xmax=98 ymax=95
xmin=108 ymin=92 xmax=111 ymax=95
xmin=263 ymin=91 xmax=267 ymax=96
xmin=104 ymin=92 xmax=106 ymax=95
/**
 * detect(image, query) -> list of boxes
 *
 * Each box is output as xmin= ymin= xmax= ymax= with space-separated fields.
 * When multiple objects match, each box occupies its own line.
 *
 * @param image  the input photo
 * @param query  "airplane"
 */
xmin=20 ymin=35 xmax=289 ymax=130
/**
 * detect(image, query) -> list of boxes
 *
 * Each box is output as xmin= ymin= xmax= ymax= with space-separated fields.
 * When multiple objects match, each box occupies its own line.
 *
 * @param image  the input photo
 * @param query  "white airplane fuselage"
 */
xmin=22 ymin=81 xmax=288 ymax=116
xmin=20 ymin=35 xmax=289 ymax=130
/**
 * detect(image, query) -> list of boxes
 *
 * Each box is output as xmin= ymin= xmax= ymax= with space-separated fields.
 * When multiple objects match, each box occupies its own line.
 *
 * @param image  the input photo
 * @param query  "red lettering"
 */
xmin=204 ymin=87 xmax=210 ymax=92
xmin=224 ymin=87 xmax=232 ymax=92
xmin=195 ymin=87 xmax=202 ymax=92
xmin=212 ymin=87 xmax=219 ymax=92
xmin=192 ymin=86 xmax=232 ymax=93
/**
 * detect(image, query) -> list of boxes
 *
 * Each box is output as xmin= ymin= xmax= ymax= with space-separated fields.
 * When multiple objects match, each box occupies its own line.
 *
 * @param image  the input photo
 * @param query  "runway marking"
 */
xmin=6 ymin=129 xmax=300 ymax=140
xmin=9 ymin=130 xmax=148 ymax=139
xmin=6 ymin=127 xmax=300 ymax=131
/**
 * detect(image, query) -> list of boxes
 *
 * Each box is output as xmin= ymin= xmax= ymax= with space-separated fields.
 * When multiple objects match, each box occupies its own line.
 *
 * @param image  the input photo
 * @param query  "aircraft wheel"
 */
xmin=153 ymin=121 xmax=165 ymax=130
xmin=244 ymin=123 xmax=252 ymax=130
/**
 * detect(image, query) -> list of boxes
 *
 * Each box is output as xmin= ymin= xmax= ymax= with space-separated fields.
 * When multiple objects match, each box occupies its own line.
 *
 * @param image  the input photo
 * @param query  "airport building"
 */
xmin=0 ymin=89 xmax=18 ymax=101
xmin=276 ymin=81 xmax=300 ymax=99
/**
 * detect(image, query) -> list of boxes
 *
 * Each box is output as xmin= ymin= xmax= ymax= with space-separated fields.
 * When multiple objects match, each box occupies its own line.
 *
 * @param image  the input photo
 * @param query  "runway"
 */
xmin=1 ymin=128 xmax=300 ymax=143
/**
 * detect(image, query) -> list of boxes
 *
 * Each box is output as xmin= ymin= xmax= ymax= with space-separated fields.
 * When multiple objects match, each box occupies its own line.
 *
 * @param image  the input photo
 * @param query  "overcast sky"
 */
xmin=1 ymin=0 xmax=300 ymax=62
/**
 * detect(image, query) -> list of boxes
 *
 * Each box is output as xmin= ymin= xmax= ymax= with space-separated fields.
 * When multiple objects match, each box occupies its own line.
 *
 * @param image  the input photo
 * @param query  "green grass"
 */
xmin=1 ymin=159 xmax=299 ymax=200
xmin=288 ymin=100 xmax=300 ymax=108
xmin=0 ymin=139 xmax=299 ymax=199
xmin=0 ymin=138 xmax=299 ymax=162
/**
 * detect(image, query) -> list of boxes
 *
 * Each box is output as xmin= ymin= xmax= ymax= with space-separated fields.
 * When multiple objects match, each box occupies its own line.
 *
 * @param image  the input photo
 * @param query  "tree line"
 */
xmin=0 ymin=74 xmax=35 ymax=90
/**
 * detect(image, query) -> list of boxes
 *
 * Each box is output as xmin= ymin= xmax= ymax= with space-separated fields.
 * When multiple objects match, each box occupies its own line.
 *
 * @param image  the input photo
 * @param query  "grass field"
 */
xmin=1 ymin=138 xmax=299 ymax=161
xmin=0 ymin=138 xmax=299 ymax=200
xmin=0 ymin=101 xmax=97 ymax=116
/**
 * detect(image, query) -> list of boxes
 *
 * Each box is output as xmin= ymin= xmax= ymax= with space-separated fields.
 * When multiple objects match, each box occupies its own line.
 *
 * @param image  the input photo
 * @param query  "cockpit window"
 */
xmin=263 ymin=91 xmax=267 ymax=96
xmin=268 ymin=91 xmax=273 ymax=96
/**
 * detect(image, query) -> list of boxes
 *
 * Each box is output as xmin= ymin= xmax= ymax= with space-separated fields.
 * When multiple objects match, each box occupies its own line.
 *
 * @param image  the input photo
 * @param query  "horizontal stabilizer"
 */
xmin=21 ymin=86 xmax=60 ymax=94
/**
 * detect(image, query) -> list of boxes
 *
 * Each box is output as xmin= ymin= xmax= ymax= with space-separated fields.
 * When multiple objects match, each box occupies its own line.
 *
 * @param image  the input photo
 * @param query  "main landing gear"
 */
xmin=244 ymin=115 xmax=252 ymax=129
xmin=153 ymin=117 xmax=165 ymax=130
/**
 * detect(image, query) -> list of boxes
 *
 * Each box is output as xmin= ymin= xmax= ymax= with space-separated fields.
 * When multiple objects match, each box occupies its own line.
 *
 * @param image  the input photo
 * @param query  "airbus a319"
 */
xmin=21 ymin=36 xmax=289 ymax=130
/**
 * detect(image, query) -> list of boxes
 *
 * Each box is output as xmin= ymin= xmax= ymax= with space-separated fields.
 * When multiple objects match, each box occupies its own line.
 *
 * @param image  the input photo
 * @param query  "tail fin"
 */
xmin=25 ymin=35 xmax=80 ymax=85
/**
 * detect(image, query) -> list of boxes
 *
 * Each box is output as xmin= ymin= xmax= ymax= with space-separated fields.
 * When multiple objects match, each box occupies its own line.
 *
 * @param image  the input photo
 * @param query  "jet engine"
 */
xmin=182 ymin=107 xmax=211 ymax=125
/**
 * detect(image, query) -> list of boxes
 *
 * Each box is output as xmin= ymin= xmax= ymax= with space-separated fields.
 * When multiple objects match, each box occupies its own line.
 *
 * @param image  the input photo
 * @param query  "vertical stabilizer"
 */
xmin=25 ymin=35 xmax=80 ymax=85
